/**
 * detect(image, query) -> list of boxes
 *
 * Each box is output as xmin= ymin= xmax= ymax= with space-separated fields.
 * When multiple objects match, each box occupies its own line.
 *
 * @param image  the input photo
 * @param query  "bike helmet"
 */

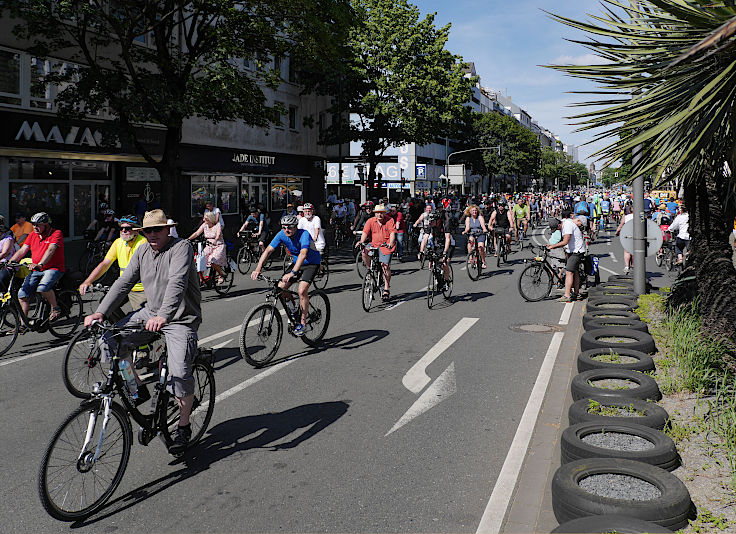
xmin=280 ymin=214 xmax=298 ymax=227
xmin=498 ymin=200 xmax=508 ymax=208
xmin=302 ymin=203 xmax=314 ymax=210
xmin=31 ymin=212 xmax=51 ymax=224
xmin=428 ymin=210 xmax=443 ymax=222
xmin=104 ymin=208 xmax=115 ymax=216
xmin=119 ymin=214 xmax=137 ymax=225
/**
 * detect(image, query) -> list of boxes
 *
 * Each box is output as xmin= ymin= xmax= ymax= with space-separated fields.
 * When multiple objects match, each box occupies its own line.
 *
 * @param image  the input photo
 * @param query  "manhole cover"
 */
xmin=510 ymin=324 xmax=560 ymax=333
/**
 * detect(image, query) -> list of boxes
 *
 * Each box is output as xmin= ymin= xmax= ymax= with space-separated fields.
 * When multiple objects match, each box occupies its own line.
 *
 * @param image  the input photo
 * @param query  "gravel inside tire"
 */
xmin=571 ymin=368 xmax=662 ymax=402
xmin=577 ymin=348 xmax=655 ymax=373
xmin=588 ymin=287 xmax=637 ymax=299
xmin=561 ymin=422 xmax=679 ymax=471
xmin=568 ymin=397 xmax=670 ymax=430
xmin=580 ymin=327 xmax=656 ymax=354
xmin=551 ymin=458 xmax=693 ymax=530
xmin=586 ymin=297 xmax=637 ymax=313
xmin=551 ymin=514 xmax=674 ymax=533
xmin=585 ymin=318 xmax=649 ymax=333
xmin=583 ymin=310 xmax=641 ymax=330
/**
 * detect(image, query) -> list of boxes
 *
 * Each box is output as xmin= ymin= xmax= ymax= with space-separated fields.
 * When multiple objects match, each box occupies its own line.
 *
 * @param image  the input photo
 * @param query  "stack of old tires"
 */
xmin=551 ymin=275 xmax=695 ymax=534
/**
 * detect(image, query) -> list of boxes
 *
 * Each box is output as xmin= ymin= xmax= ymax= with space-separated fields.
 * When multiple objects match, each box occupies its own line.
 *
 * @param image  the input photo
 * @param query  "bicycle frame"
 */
xmin=2 ymin=266 xmax=50 ymax=329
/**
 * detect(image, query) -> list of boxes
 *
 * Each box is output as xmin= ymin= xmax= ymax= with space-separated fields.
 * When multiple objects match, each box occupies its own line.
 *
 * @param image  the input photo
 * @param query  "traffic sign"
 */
xmin=619 ymin=219 xmax=663 ymax=258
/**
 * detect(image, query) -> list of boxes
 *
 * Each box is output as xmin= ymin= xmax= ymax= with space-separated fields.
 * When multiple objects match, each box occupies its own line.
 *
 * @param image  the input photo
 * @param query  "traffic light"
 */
xmin=440 ymin=177 xmax=449 ymax=188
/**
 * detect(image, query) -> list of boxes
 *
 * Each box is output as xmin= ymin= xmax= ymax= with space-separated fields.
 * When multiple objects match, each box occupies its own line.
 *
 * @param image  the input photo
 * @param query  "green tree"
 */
xmin=549 ymin=1 xmax=736 ymax=365
xmin=329 ymin=0 xmax=475 ymax=191
xmin=3 ymin=0 xmax=351 ymax=220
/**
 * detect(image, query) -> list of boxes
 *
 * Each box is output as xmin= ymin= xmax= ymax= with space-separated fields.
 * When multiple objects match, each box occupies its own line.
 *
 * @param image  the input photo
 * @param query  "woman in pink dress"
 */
xmin=188 ymin=212 xmax=227 ymax=283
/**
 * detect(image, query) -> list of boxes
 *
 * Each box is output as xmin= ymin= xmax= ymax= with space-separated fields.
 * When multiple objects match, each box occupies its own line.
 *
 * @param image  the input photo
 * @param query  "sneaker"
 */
xmin=293 ymin=324 xmax=306 ymax=337
xmin=168 ymin=424 xmax=191 ymax=456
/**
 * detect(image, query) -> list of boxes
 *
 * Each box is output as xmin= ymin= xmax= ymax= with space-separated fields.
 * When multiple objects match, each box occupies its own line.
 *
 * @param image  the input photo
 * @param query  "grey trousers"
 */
xmin=101 ymin=307 xmax=198 ymax=397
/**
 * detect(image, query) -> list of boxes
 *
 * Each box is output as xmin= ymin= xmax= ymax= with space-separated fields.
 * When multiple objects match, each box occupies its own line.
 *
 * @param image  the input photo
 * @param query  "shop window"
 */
xmin=10 ymin=159 xmax=70 ymax=180
xmin=270 ymin=177 xmax=303 ymax=212
xmin=0 ymin=48 xmax=22 ymax=106
xmin=191 ymin=175 xmax=239 ymax=217
xmin=10 ymin=183 xmax=69 ymax=236
xmin=71 ymin=161 xmax=110 ymax=180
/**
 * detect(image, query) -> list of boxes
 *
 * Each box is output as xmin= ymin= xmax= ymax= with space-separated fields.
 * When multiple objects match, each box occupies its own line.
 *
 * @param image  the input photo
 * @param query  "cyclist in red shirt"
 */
xmin=6 ymin=212 xmax=65 ymax=321
xmin=356 ymin=204 xmax=396 ymax=301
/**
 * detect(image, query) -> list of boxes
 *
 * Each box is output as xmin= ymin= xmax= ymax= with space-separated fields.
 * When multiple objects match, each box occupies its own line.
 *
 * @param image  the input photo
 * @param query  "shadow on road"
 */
xmin=451 ymin=291 xmax=494 ymax=303
xmin=73 ymin=401 xmax=350 ymax=527
xmin=324 ymin=283 xmax=361 ymax=294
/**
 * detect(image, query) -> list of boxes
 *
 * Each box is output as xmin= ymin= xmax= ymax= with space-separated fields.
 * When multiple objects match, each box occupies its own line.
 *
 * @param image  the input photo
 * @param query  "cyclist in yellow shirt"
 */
xmin=79 ymin=214 xmax=147 ymax=321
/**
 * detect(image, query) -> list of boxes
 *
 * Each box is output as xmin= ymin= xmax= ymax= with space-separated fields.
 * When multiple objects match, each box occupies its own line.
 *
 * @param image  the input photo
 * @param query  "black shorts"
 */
xmin=565 ymin=252 xmax=584 ymax=273
xmin=293 ymin=264 xmax=319 ymax=284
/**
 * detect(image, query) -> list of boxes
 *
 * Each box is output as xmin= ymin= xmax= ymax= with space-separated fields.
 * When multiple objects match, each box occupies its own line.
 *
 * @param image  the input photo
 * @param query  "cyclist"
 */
xmin=488 ymin=200 xmax=514 ymax=255
xmin=85 ymin=209 xmax=201 ymax=455
xmin=615 ymin=205 xmax=635 ymax=274
xmin=330 ymin=199 xmax=348 ymax=226
xmin=204 ymin=200 xmax=224 ymax=229
xmin=188 ymin=211 xmax=227 ymax=284
xmin=414 ymin=204 xmax=434 ymax=260
xmin=529 ymin=196 xmax=541 ymax=227
xmin=298 ymin=203 xmax=326 ymax=254
xmin=78 ymin=215 xmax=148 ymax=322
xmin=546 ymin=208 xmax=585 ymax=302
xmin=356 ymin=204 xmax=397 ymax=301
xmin=96 ymin=209 xmax=120 ymax=243
xmin=10 ymin=212 xmax=33 ymax=246
xmin=667 ymin=205 xmax=690 ymax=266
xmin=6 ymin=212 xmax=65 ymax=322
xmin=462 ymin=205 xmax=488 ymax=269
xmin=600 ymin=195 xmax=611 ymax=225
xmin=512 ymin=197 xmax=530 ymax=242
xmin=238 ymin=206 xmax=267 ymax=254
xmin=427 ymin=210 xmax=454 ymax=289
xmin=0 ymin=216 xmax=19 ymax=289
xmin=389 ymin=204 xmax=406 ymax=260
xmin=252 ymin=214 xmax=321 ymax=336
xmin=352 ymin=201 xmax=374 ymax=233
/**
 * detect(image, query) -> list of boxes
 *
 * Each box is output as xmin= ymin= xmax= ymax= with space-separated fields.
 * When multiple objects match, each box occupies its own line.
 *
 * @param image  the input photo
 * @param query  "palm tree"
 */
xmin=548 ymin=0 xmax=736 ymax=367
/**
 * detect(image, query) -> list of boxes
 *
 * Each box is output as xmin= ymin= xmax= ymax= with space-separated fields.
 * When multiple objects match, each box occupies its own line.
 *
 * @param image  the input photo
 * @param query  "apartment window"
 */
xmin=289 ymin=106 xmax=298 ymax=130
xmin=287 ymin=55 xmax=296 ymax=83
xmin=274 ymin=101 xmax=284 ymax=128
xmin=0 ymin=49 xmax=22 ymax=106
xmin=30 ymin=57 xmax=54 ymax=110
xmin=274 ymin=56 xmax=283 ymax=78
xmin=318 ymin=112 xmax=326 ymax=134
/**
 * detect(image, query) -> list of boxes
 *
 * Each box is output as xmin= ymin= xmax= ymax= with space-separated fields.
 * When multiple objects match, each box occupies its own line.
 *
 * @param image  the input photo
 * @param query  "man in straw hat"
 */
xmin=85 ymin=209 xmax=202 ymax=455
xmin=355 ymin=204 xmax=396 ymax=302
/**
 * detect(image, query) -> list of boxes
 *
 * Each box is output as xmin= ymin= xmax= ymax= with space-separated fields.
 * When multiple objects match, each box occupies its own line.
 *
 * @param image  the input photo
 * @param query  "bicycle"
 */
xmin=78 ymin=236 xmax=111 ymax=277
xmin=38 ymin=322 xmax=215 ymax=521
xmin=517 ymin=246 xmax=600 ymax=301
xmin=191 ymin=236 xmax=235 ymax=296
xmin=465 ymin=230 xmax=485 ymax=281
xmin=492 ymin=228 xmax=510 ymax=267
xmin=239 ymin=274 xmax=330 ymax=367
xmin=359 ymin=243 xmax=387 ymax=311
xmin=655 ymin=231 xmax=676 ymax=270
xmin=426 ymin=247 xmax=453 ymax=309
xmin=0 ymin=262 xmax=83 ymax=357
xmin=61 ymin=285 xmax=161 ymax=398
xmin=283 ymin=251 xmax=329 ymax=290
xmin=235 ymin=231 xmax=263 ymax=275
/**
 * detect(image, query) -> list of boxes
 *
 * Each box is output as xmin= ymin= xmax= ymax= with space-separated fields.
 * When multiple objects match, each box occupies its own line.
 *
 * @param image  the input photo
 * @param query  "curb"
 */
xmin=501 ymin=300 xmax=584 ymax=533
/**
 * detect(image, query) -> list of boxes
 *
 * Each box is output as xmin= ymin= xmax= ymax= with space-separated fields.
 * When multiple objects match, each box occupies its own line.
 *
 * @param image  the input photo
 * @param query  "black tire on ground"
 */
xmin=588 ymin=287 xmax=637 ymax=300
xmin=580 ymin=327 xmax=656 ymax=354
xmin=609 ymin=274 xmax=635 ymax=282
xmin=595 ymin=280 xmax=635 ymax=290
xmin=586 ymin=298 xmax=637 ymax=313
xmin=568 ymin=397 xmax=670 ymax=430
xmin=582 ymin=310 xmax=641 ymax=330
xmin=551 ymin=458 xmax=693 ymax=530
xmin=560 ymin=422 xmax=679 ymax=471
xmin=585 ymin=318 xmax=649 ymax=333
xmin=571 ymin=368 xmax=662 ymax=402
xmin=577 ymin=348 xmax=655 ymax=373
xmin=552 ymin=514 xmax=674 ymax=533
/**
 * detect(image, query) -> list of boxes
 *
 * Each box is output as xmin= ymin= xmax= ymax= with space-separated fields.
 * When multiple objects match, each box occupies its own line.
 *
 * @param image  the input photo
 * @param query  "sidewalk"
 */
xmin=501 ymin=300 xmax=585 ymax=534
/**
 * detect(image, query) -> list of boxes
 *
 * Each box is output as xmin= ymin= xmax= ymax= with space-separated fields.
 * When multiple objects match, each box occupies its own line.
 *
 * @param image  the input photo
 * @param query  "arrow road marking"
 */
xmin=386 ymin=362 xmax=456 ymax=436
xmin=402 ymin=317 xmax=478 ymax=394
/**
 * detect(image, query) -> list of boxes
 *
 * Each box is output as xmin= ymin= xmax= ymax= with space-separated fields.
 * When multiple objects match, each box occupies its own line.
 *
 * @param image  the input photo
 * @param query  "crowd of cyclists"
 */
xmin=4 ymin=184 xmax=736 ymax=458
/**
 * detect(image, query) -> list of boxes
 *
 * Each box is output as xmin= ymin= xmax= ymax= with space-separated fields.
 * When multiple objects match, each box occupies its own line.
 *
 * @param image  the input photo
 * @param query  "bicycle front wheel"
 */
xmin=361 ymin=273 xmax=375 ymax=312
xmin=48 ymin=290 xmax=83 ymax=339
xmin=38 ymin=399 xmax=132 ymax=521
xmin=302 ymin=290 xmax=331 ymax=347
xmin=214 ymin=266 xmax=235 ymax=296
xmin=354 ymin=250 xmax=367 ymax=279
xmin=443 ymin=263 xmax=454 ymax=299
xmin=518 ymin=263 xmax=553 ymax=302
xmin=655 ymin=250 xmax=663 ymax=267
xmin=239 ymin=304 xmax=283 ymax=367
xmin=62 ymin=328 xmax=109 ymax=399
xmin=161 ymin=358 xmax=215 ymax=448
xmin=0 ymin=304 xmax=20 ymax=357
xmin=237 ymin=247 xmax=252 ymax=275
xmin=427 ymin=265 xmax=437 ymax=308
xmin=313 ymin=260 xmax=329 ymax=290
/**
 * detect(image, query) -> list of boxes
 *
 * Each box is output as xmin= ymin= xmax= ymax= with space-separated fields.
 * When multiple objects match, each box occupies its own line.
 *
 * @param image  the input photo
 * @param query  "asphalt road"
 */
xmin=0 ymin=219 xmax=676 ymax=533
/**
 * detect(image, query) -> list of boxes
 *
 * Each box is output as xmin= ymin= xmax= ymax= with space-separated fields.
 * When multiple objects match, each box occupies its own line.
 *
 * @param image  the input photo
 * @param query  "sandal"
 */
xmin=381 ymin=289 xmax=390 ymax=302
xmin=49 ymin=306 xmax=62 ymax=322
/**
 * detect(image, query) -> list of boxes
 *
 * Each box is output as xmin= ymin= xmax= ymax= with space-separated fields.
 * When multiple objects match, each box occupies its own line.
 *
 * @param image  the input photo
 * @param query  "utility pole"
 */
xmin=632 ymin=144 xmax=647 ymax=295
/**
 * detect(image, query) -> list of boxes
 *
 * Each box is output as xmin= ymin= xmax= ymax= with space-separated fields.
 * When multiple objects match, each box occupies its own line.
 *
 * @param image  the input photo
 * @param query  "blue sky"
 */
xmin=413 ymin=0 xmax=610 ymax=165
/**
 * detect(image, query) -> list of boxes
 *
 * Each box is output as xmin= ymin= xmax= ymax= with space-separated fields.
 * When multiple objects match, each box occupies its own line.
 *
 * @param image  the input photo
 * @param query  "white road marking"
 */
xmin=610 ymin=251 xmax=618 ymax=263
xmin=558 ymin=302 xmax=574 ymax=326
xmin=384 ymin=286 xmax=428 ymax=311
xmin=461 ymin=265 xmax=467 ymax=271
xmin=599 ymin=265 xmax=619 ymax=275
xmin=198 ymin=309 xmax=286 ymax=345
xmin=214 ymin=359 xmax=296 ymax=404
xmin=386 ymin=362 xmax=456 ymax=436
xmin=476 ymin=311 xmax=567 ymax=534
xmin=211 ymin=339 xmax=232 ymax=350
xmin=402 ymin=317 xmax=478 ymax=394
xmin=0 ymin=345 xmax=63 ymax=367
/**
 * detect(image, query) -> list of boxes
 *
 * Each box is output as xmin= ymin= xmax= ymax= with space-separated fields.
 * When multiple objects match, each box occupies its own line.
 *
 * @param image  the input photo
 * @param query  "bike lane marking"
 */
xmin=558 ymin=302 xmax=574 ymax=326
xmin=197 ymin=309 xmax=287 ymax=346
xmin=475 ymin=306 xmax=567 ymax=534
xmin=0 ymin=345 xmax=62 ymax=367
xmin=402 ymin=317 xmax=479 ymax=394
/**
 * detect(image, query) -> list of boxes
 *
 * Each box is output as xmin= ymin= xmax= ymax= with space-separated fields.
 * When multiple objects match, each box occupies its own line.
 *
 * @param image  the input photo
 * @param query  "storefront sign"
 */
xmin=232 ymin=153 xmax=276 ymax=165
xmin=14 ymin=120 xmax=111 ymax=148
xmin=126 ymin=167 xmax=160 ymax=182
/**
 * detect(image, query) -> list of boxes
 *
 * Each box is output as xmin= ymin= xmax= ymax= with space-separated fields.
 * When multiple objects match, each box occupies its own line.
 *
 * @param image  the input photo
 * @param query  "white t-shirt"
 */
xmin=298 ymin=215 xmax=326 ymax=250
xmin=562 ymin=218 xmax=585 ymax=254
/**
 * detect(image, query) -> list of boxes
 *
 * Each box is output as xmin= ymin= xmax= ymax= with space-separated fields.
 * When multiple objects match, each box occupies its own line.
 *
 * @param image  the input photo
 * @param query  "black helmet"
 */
xmin=428 ymin=210 xmax=443 ymax=222
xmin=31 ymin=212 xmax=51 ymax=224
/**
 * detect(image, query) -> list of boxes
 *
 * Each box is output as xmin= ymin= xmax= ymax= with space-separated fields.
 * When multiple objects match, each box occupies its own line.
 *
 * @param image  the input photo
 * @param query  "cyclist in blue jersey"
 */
xmin=251 ymin=214 xmax=321 ymax=336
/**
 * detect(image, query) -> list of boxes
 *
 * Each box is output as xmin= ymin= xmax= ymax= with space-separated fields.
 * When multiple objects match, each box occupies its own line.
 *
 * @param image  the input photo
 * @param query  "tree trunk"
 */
xmin=671 ymin=169 xmax=736 ymax=371
xmin=156 ymin=121 xmax=184 ymax=226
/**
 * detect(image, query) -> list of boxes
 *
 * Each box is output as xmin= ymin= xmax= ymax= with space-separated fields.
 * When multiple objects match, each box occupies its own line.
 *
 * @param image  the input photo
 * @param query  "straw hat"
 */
xmin=134 ymin=209 xmax=177 ymax=230
xmin=373 ymin=204 xmax=387 ymax=213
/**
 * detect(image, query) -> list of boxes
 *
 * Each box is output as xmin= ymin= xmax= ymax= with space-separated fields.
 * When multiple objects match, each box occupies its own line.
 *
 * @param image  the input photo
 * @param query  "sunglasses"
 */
xmin=282 ymin=225 xmax=297 ymax=230
xmin=142 ymin=226 xmax=167 ymax=235
xmin=120 ymin=227 xmax=134 ymax=232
